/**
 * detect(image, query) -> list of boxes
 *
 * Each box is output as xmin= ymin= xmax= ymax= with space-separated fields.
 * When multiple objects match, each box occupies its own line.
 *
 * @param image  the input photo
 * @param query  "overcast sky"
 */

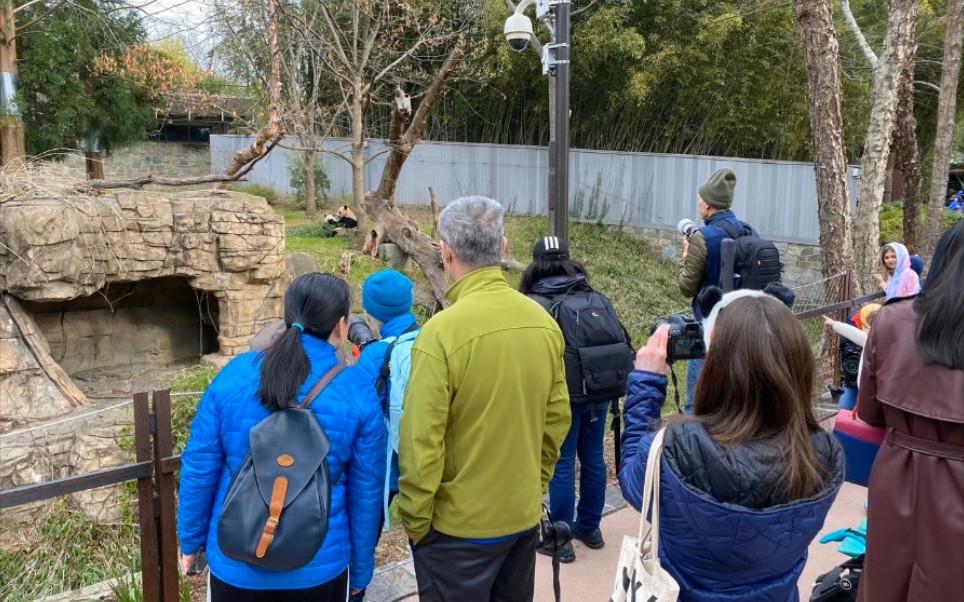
xmin=134 ymin=0 xmax=220 ymax=69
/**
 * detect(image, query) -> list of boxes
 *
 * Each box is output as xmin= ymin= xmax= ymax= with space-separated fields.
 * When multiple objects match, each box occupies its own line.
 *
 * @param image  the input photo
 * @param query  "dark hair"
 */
xmin=694 ymin=295 xmax=827 ymax=502
xmin=914 ymin=222 xmax=964 ymax=369
xmin=257 ymin=273 xmax=351 ymax=411
xmin=518 ymin=258 xmax=590 ymax=294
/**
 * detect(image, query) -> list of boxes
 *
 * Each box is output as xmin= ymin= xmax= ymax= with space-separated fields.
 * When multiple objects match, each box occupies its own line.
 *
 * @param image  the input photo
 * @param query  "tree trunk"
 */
xmin=304 ymin=148 xmax=317 ymax=218
xmin=366 ymin=48 xmax=464 ymax=306
xmin=922 ymin=0 xmax=964 ymax=258
xmin=0 ymin=0 xmax=25 ymax=165
xmin=350 ymin=88 xmax=368 ymax=245
xmin=794 ymin=0 xmax=856 ymax=283
xmin=882 ymin=151 xmax=895 ymax=205
xmin=895 ymin=52 xmax=923 ymax=252
xmin=852 ymin=0 xmax=918 ymax=284
xmin=218 ymin=0 xmax=282 ymax=185
xmin=85 ymin=151 xmax=105 ymax=180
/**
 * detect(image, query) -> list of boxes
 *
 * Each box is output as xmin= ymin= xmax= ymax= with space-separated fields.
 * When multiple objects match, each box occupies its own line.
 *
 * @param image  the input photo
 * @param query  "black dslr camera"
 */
xmin=539 ymin=511 xmax=571 ymax=554
xmin=347 ymin=316 xmax=377 ymax=348
xmin=653 ymin=313 xmax=705 ymax=362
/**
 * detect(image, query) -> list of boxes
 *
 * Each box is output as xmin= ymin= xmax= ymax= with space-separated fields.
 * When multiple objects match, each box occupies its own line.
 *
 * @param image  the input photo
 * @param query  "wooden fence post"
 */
xmin=134 ymin=392 xmax=161 ymax=602
xmin=152 ymin=390 xmax=180 ymax=601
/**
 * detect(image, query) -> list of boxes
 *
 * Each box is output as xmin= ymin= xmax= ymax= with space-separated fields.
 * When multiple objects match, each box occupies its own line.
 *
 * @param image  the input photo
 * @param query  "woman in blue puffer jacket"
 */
xmin=178 ymin=273 xmax=387 ymax=601
xmin=620 ymin=290 xmax=844 ymax=602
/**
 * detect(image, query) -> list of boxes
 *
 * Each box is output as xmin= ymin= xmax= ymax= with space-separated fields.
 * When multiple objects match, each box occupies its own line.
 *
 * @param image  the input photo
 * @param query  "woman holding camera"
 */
xmin=619 ymin=290 xmax=844 ymax=601
xmin=857 ymin=222 xmax=964 ymax=602
xmin=178 ymin=273 xmax=386 ymax=602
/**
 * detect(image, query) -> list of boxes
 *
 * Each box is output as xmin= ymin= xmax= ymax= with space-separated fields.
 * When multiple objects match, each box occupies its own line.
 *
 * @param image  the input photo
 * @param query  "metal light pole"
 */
xmin=550 ymin=0 xmax=570 ymax=242
xmin=505 ymin=0 xmax=571 ymax=242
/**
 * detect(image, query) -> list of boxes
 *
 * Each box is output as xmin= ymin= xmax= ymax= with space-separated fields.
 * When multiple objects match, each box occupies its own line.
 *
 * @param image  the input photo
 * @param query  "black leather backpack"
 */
xmin=217 ymin=365 xmax=344 ymax=570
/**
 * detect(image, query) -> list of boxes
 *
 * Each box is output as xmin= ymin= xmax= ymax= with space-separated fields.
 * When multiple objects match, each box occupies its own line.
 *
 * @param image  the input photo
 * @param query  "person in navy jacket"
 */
xmin=620 ymin=290 xmax=844 ymax=601
xmin=177 ymin=273 xmax=387 ymax=601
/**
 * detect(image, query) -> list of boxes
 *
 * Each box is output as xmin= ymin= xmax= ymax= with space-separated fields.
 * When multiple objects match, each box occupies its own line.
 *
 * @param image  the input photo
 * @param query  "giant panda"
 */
xmin=325 ymin=205 xmax=358 ymax=228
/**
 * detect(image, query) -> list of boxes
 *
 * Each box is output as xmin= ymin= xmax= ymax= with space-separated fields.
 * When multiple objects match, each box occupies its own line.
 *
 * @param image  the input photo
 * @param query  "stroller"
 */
xmin=809 ymin=521 xmax=866 ymax=602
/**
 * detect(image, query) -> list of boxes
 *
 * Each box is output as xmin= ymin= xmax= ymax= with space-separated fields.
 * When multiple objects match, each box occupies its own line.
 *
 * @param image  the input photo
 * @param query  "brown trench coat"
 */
xmin=857 ymin=299 xmax=964 ymax=602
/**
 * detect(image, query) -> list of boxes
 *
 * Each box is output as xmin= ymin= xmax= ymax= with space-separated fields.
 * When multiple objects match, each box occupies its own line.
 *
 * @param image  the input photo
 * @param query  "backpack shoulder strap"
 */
xmin=716 ymin=220 xmax=742 ymax=240
xmin=297 ymin=364 xmax=346 ymax=409
xmin=375 ymin=323 xmax=420 ymax=400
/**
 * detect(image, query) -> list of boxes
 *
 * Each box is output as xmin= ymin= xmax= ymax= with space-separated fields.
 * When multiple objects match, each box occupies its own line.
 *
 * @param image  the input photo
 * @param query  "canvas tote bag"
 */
xmin=610 ymin=428 xmax=680 ymax=602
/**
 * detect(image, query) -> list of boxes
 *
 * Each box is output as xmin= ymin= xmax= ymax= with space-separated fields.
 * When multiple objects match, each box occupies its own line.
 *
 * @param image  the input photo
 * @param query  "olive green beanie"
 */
xmin=698 ymin=168 xmax=737 ymax=210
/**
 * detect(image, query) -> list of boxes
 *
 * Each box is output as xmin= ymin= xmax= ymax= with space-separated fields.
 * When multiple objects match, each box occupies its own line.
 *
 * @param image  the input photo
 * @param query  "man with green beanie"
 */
xmin=677 ymin=168 xmax=759 ymax=412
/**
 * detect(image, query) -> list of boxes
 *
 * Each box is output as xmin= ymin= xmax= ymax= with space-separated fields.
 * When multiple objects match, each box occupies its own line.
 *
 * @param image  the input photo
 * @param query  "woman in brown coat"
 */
xmin=857 ymin=222 xmax=964 ymax=602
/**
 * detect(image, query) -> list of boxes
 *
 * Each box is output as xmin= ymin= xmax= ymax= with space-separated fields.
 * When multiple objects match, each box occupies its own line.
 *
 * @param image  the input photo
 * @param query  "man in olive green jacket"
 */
xmin=398 ymin=196 xmax=571 ymax=601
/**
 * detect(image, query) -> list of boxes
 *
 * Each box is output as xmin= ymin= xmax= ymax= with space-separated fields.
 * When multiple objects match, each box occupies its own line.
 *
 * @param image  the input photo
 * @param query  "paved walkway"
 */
xmin=532 ymin=482 xmax=866 ymax=601
xmin=382 ymin=482 xmax=866 ymax=601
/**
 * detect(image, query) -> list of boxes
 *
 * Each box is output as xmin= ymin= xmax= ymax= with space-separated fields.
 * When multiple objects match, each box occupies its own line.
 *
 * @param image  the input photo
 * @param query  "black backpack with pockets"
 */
xmin=717 ymin=221 xmax=782 ymax=291
xmin=217 ymin=364 xmax=344 ymax=570
xmin=532 ymin=288 xmax=635 ymax=405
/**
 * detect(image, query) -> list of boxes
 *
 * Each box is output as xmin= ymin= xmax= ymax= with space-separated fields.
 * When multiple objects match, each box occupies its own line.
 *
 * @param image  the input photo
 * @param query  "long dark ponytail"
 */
xmin=257 ymin=273 xmax=351 ymax=411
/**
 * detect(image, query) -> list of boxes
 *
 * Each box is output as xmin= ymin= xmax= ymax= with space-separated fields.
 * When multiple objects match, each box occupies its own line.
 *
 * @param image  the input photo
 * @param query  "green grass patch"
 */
xmin=0 ymin=500 xmax=140 ymax=601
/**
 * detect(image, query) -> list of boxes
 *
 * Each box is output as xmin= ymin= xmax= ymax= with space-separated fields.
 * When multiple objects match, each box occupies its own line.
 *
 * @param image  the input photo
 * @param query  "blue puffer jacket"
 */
xmin=694 ymin=211 xmax=757 ymax=317
xmin=177 ymin=335 xmax=387 ymax=591
xmin=619 ymin=371 xmax=844 ymax=602
xmin=354 ymin=311 xmax=418 ymax=492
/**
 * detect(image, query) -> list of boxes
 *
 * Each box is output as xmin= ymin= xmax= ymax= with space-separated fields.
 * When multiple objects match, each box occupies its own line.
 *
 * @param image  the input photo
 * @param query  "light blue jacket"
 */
xmin=177 ymin=336 xmax=387 ymax=591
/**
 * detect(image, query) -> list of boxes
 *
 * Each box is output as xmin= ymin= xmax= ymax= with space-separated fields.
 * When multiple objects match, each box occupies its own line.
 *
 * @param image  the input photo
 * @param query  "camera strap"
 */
xmin=552 ymin=552 xmax=561 ymax=602
xmin=669 ymin=366 xmax=684 ymax=414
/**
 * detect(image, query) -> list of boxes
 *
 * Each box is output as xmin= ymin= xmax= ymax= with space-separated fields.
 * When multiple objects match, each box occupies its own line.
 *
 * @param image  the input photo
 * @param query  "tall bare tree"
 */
xmin=895 ymin=54 xmax=924 ymax=252
xmin=841 ymin=0 xmax=925 ymax=253
xmin=922 ymin=0 xmax=964 ymax=257
xmin=851 ymin=0 xmax=918 ymax=283
xmin=302 ymin=0 xmax=475 ymax=242
xmin=794 ymin=0 xmax=856 ymax=282
xmin=218 ymin=0 xmax=284 ymax=183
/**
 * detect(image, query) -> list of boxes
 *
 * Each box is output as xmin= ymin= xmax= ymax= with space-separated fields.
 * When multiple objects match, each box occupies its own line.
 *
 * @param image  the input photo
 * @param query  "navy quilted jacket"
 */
xmin=619 ymin=371 xmax=844 ymax=601
xmin=177 ymin=335 xmax=387 ymax=591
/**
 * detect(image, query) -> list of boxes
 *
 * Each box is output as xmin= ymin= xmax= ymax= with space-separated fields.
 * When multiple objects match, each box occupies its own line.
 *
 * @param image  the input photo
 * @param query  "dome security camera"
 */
xmin=504 ymin=13 xmax=535 ymax=53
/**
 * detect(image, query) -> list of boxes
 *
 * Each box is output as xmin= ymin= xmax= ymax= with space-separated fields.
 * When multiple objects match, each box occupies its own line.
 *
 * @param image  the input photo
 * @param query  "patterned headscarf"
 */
xmin=881 ymin=242 xmax=921 ymax=300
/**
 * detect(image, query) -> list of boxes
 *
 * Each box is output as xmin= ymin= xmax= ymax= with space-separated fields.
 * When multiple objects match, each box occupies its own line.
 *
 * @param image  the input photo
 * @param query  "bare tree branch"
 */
xmin=840 ymin=0 xmax=879 ymax=68
xmin=572 ymin=0 xmax=602 ymax=18
xmin=78 ymin=139 xmax=277 ymax=191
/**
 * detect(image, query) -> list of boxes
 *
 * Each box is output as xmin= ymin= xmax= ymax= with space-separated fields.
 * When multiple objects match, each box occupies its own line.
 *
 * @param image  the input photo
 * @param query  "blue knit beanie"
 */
xmin=909 ymin=255 xmax=925 ymax=278
xmin=363 ymin=269 xmax=414 ymax=323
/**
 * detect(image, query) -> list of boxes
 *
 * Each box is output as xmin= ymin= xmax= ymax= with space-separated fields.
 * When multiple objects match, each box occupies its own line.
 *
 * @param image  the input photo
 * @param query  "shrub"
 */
xmin=879 ymin=200 xmax=963 ymax=246
xmin=226 ymin=183 xmax=279 ymax=205
xmin=290 ymin=154 xmax=332 ymax=208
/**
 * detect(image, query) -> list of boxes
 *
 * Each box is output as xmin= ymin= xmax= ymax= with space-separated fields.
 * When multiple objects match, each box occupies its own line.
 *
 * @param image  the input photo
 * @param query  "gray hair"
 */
xmin=438 ymin=196 xmax=505 ymax=268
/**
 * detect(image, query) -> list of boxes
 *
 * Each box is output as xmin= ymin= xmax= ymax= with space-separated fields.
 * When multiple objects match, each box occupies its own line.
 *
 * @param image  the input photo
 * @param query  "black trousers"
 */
xmin=209 ymin=569 xmax=348 ymax=602
xmin=411 ymin=527 xmax=538 ymax=602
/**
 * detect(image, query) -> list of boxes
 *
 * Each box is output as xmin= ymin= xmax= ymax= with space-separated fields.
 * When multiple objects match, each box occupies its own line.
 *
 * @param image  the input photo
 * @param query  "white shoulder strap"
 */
xmin=636 ymin=427 xmax=667 ymax=555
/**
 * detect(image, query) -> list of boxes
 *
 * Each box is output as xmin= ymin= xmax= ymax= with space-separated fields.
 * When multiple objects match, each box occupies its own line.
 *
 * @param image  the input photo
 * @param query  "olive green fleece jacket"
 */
xmin=397 ymin=267 xmax=571 ymax=543
xmin=677 ymin=230 xmax=708 ymax=299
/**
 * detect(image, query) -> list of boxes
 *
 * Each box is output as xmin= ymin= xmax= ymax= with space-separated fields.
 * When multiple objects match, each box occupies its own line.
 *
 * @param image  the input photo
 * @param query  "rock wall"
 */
xmin=0 ymin=190 xmax=288 ymax=530
xmin=0 ymin=190 xmax=287 ymax=358
xmin=62 ymin=142 xmax=211 ymax=180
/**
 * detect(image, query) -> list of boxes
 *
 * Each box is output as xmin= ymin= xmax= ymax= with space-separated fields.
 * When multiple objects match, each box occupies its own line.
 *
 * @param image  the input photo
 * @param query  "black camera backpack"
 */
xmin=532 ymin=288 xmax=634 ymax=405
xmin=217 ymin=365 xmax=344 ymax=570
xmin=718 ymin=221 xmax=782 ymax=290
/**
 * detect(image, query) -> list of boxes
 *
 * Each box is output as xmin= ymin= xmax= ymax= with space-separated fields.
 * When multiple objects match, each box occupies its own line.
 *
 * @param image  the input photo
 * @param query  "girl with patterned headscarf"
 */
xmin=873 ymin=242 xmax=920 ymax=299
